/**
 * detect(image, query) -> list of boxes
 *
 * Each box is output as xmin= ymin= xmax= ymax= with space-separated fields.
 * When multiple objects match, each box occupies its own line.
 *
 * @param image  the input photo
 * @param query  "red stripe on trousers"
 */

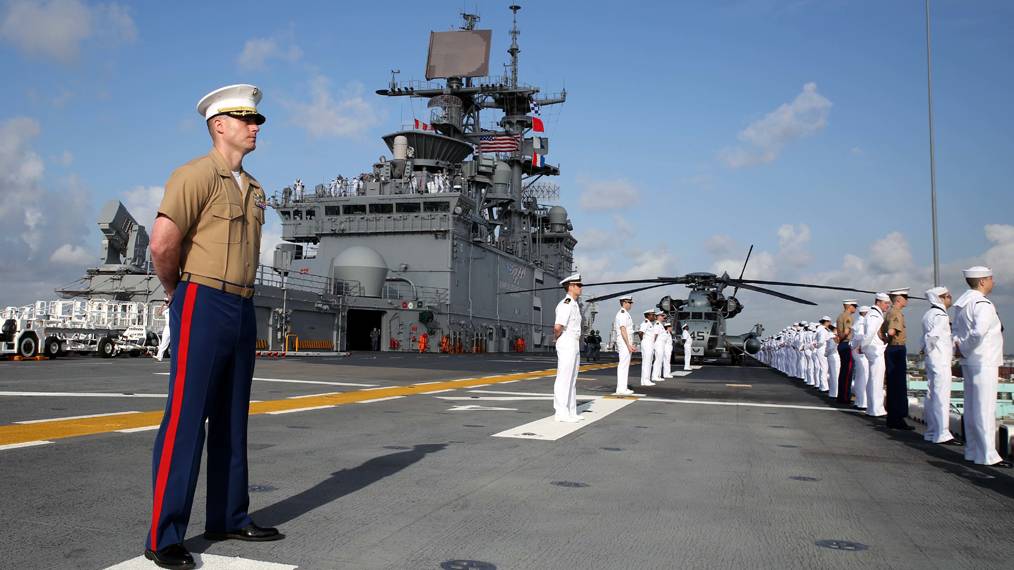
xmin=149 ymin=285 xmax=198 ymax=550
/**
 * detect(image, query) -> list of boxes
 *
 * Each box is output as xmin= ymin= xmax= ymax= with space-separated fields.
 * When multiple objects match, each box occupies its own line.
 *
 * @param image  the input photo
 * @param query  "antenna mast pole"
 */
xmin=509 ymin=5 xmax=521 ymax=88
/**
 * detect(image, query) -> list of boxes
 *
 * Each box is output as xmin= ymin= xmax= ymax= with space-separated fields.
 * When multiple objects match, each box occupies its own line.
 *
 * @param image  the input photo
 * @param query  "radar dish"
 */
xmin=425 ymin=30 xmax=492 ymax=80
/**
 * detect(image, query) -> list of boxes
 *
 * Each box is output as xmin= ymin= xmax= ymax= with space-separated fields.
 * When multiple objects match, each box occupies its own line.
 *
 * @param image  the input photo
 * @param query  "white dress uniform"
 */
xmin=639 ymin=316 xmax=657 ymax=386
xmin=651 ymin=316 xmax=667 ymax=381
xmin=826 ymin=325 xmax=840 ymax=397
xmin=662 ymin=326 xmax=674 ymax=378
xmin=814 ymin=322 xmax=832 ymax=392
xmin=613 ymin=302 xmax=635 ymax=395
xmin=681 ymin=328 xmax=692 ymax=370
xmin=863 ymin=298 xmax=889 ymax=416
xmin=921 ymin=287 xmax=954 ymax=444
xmin=553 ymin=276 xmax=582 ymax=421
xmin=953 ymin=268 xmax=1005 ymax=465
xmin=851 ymin=310 xmax=869 ymax=409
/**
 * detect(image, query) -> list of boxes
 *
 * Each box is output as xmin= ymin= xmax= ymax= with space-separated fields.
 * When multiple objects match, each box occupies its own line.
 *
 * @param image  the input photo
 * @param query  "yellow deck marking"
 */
xmin=0 ymin=362 xmax=618 ymax=446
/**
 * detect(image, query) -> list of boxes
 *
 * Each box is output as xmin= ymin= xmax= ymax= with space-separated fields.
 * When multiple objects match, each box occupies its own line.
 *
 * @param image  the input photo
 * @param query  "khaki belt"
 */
xmin=180 ymin=273 xmax=255 ymax=299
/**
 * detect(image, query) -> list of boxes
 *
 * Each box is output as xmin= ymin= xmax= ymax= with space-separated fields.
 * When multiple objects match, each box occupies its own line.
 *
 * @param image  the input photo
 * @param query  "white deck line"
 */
xmin=358 ymin=396 xmax=406 ymax=404
xmin=0 ymin=391 xmax=167 ymax=398
xmin=421 ymin=389 xmax=456 ymax=395
xmin=492 ymin=397 xmax=636 ymax=441
xmin=637 ymin=398 xmax=863 ymax=412
xmin=0 ymin=440 xmax=53 ymax=451
xmin=266 ymin=405 xmax=335 ymax=415
xmin=16 ymin=411 xmax=140 ymax=424
xmin=117 ymin=425 xmax=159 ymax=433
xmin=286 ymin=392 xmax=342 ymax=399
xmin=106 ymin=553 xmax=297 ymax=569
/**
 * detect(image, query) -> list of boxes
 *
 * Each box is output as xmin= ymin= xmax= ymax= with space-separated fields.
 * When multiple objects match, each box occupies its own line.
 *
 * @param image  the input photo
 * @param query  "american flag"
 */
xmin=477 ymin=134 xmax=521 ymax=153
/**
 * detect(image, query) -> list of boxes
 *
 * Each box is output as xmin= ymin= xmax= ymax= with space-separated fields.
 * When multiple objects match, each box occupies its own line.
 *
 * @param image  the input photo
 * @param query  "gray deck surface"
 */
xmin=1 ymin=353 xmax=1012 ymax=569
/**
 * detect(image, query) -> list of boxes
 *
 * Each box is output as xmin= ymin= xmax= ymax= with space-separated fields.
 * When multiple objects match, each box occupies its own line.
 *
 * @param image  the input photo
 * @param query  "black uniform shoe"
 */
xmin=204 ymin=522 xmax=284 ymax=542
xmin=990 ymin=460 xmax=1013 ymax=469
xmin=886 ymin=421 xmax=915 ymax=430
xmin=940 ymin=439 xmax=964 ymax=447
xmin=144 ymin=544 xmax=195 ymax=569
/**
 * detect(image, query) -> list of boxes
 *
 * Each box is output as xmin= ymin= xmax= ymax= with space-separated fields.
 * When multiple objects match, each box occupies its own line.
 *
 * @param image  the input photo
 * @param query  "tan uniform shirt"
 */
xmin=836 ymin=311 xmax=854 ymax=342
xmin=158 ymin=149 xmax=265 ymax=288
xmin=882 ymin=307 xmax=906 ymax=346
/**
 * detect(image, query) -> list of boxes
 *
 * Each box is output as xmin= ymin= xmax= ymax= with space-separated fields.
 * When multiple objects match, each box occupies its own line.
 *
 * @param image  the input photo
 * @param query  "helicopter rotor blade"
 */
xmin=731 ymin=282 xmax=817 ymax=305
xmin=735 ymin=279 xmax=877 ymax=295
xmin=499 ymin=277 xmax=670 ymax=296
xmin=585 ymin=282 xmax=671 ymax=303
xmin=731 ymin=244 xmax=754 ymax=298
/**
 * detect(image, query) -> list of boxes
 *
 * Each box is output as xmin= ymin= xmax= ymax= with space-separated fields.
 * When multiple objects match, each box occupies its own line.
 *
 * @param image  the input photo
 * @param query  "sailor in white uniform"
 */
xmin=651 ymin=309 xmax=667 ymax=382
xmin=863 ymin=293 xmax=890 ymax=417
xmin=681 ymin=324 xmax=693 ymax=370
xmin=553 ymin=273 xmax=584 ymax=422
xmin=639 ymin=310 xmax=657 ymax=387
xmin=921 ymin=286 xmax=959 ymax=446
xmin=815 ymin=317 xmax=832 ymax=392
xmin=953 ymin=266 xmax=1011 ymax=467
xmin=850 ymin=307 xmax=870 ymax=410
xmin=613 ymin=295 xmax=637 ymax=395
xmin=826 ymin=322 xmax=840 ymax=398
xmin=661 ymin=322 xmax=674 ymax=379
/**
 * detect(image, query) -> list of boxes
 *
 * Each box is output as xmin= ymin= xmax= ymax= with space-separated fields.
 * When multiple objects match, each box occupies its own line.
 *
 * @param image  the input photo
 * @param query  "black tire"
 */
xmin=17 ymin=334 xmax=38 ymax=358
xmin=43 ymin=336 xmax=61 ymax=358
xmin=97 ymin=337 xmax=115 ymax=358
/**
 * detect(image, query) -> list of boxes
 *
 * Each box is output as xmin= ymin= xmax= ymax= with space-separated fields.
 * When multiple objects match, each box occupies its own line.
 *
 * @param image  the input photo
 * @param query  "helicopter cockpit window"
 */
xmin=691 ymin=312 xmax=703 ymax=320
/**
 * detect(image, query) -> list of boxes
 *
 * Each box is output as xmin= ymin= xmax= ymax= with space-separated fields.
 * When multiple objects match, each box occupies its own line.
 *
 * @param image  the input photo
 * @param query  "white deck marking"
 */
xmin=438 ymin=396 xmax=553 ymax=401
xmin=670 ymin=371 xmax=693 ymax=377
xmin=106 ymin=553 xmax=297 ymax=569
xmin=421 ymin=388 xmax=455 ymax=395
xmin=359 ymin=395 xmax=405 ymax=404
xmin=154 ymin=372 xmax=376 ymax=387
xmin=470 ymin=384 xmax=490 ymax=388
xmin=725 ymin=384 xmax=752 ymax=388
xmin=16 ymin=411 xmax=140 ymax=424
xmin=413 ymin=380 xmax=442 ymax=385
xmin=468 ymin=389 xmax=554 ymax=397
xmin=638 ymin=398 xmax=862 ymax=412
xmin=266 ymin=405 xmax=335 ymax=415
xmin=493 ymin=397 xmax=635 ymax=441
xmin=287 ymin=392 xmax=342 ymax=399
xmin=361 ymin=386 xmax=391 ymax=391
xmin=0 ymin=440 xmax=53 ymax=451
xmin=0 ymin=391 xmax=167 ymax=398
xmin=448 ymin=405 xmax=519 ymax=412
xmin=117 ymin=426 xmax=159 ymax=433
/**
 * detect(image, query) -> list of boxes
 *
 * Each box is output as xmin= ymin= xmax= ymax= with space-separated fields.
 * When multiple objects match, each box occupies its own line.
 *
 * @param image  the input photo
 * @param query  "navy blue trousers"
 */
xmin=885 ymin=345 xmax=909 ymax=422
xmin=148 ymin=282 xmax=256 ymax=550
xmin=836 ymin=341 xmax=853 ymax=404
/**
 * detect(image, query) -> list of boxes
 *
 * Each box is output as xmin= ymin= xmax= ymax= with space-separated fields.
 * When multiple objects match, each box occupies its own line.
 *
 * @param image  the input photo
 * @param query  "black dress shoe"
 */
xmin=886 ymin=421 xmax=915 ymax=430
xmin=144 ymin=544 xmax=195 ymax=569
xmin=204 ymin=522 xmax=284 ymax=542
xmin=940 ymin=439 xmax=964 ymax=447
xmin=990 ymin=460 xmax=1013 ymax=469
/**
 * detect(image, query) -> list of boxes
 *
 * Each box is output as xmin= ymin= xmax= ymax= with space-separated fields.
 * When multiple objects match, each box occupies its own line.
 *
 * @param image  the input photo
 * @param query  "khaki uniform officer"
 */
xmin=146 ymin=84 xmax=281 ymax=569
xmin=835 ymin=300 xmax=858 ymax=404
xmin=882 ymin=288 xmax=912 ymax=429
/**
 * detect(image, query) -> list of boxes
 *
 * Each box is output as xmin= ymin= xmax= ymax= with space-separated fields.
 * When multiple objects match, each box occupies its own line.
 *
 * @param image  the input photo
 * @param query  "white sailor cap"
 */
xmin=618 ymin=295 xmax=633 ymax=302
xmin=859 ymin=305 xmax=870 ymax=313
xmin=875 ymin=292 xmax=890 ymax=303
xmin=559 ymin=272 xmax=582 ymax=286
xmin=888 ymin=287 xmax=910 ymax=297
xmin=829 ymin=322 xmax=837 ymax=328
xmin=843 ymin=299 xmax=858 ymax=306
xmin=926 ymin=286 xmax=949 ymax=297
xmin=654 ymin=309 xmax=665 ymax=316
xmin=664 ymin=321 xmax=673 ymax=327
xmin=643 ymin=309 xmax=655 ymax=315
xmin=819 ymin=316 xmax=831 ymax=322
xmin=963 ymin=266 xmax=992 ymax=278
xmin=197 ymin=84 xmax=266 ymax=124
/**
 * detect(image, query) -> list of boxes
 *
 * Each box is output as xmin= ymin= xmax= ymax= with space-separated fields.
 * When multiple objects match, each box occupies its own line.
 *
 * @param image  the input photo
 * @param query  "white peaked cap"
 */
xmin=875 ymin=292 xmax=890 ymax=303
xmin=820 ymin=316 xmax=831 ymax=322
xmin=618 ymin=295 xmax=633 ymax=302
xmin=859 ymin=305 xmax=870 ymax=312
xmin=963 ymin=266 xmax=992 ymax=278
xmin=654 ymin=309 xmax=665 ymax=315
xmin=843 ymin=299 xmax=858 ymax=305
xmin=197 ymin=84 xmax=265 ymax=124
xmin=888 ymin=287 xmax=910 ymax=296
xmin=559 ymin=272 xmax=582 ymax=286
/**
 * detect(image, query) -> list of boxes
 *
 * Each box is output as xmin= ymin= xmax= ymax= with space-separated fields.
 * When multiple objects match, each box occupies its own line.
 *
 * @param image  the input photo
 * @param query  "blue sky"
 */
xmin=1 ymin=0 xmax=1012 ymax=346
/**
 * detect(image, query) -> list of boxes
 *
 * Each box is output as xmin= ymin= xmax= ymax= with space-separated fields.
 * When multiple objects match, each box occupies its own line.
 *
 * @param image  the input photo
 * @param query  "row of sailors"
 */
xmin=612 ymin=298 xmax=694 ymax=395
xmin=756 ymin=266 xmax=1009 ymax=468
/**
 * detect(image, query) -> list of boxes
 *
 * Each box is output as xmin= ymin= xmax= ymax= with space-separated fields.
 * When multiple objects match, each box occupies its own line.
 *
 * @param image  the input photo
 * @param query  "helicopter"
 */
xmin=507 ymin=246 xmax=886 ymax=365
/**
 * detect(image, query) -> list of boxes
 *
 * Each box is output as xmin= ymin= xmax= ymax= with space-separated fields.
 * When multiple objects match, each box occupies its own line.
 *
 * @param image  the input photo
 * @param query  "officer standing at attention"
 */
xmin=850 ymin=306 xmax=870 ymax=410
xmin=836 ymin=300 xmax=858 ymax=404
xmin=681 ymin=324 xmax=693 ymax=371
xmin=613 ymin=295 xmax=637 ymax=396
xmin=661 ymin=322 xmax=674 ymax=379
xmin=882 ymin=288 xmax=913 ymax=429
xmin=639 ymin=309 xmax=657 ymax=387
xmin=651 ymin=309 xmax=668 ymax=382
xmin=862 ymin=294 xmax=890 ymax=418
xmin=146 ymin=84 xmax=281 ymax=569
xmin=921 ymin=286 xmax=960 ymax=446
xmin=553 ymin=273 xmax=584 ymax=422
xmin=953 ymin=266 xmax=1011 ymax=468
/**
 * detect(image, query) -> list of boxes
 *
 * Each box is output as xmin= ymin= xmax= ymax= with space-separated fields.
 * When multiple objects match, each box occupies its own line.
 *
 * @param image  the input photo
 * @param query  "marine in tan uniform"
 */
xmin=882 ymin=287 xmax=912 ymax=429
xmin=145 ymin=84 xmax=281 ymax=570
xmin=835 ymin=300 xmax=858 ymax=404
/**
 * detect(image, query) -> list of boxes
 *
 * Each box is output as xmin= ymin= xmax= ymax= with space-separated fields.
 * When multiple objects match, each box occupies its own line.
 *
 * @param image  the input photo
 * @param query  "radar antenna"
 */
xmin=508 ymin=5 xmax=521 ymax=88
xmin=460 ymin=12 xmax=480 ymax=30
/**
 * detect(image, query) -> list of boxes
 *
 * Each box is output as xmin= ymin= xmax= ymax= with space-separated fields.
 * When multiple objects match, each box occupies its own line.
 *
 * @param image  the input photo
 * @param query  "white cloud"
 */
xmin=121 ymin=185 xmax=163 ymax=230
xmin=0 ymin=0 xmax=136 ymax=64
xmin=776 ymin=223 xmax=812 ymax=267
xmin=259 ymin=219 xmax=284 ymax=266
xmin=705 ymin=234 xmax=738 ymax=257
xmin=284 ymin=76 xmax=381 ymax=138
xmin=50 ymin=243 xmax=93 ymax=265
xmin=712 ymin=250 xmax=776 ymax=281
xmin=578 ymin=178 xmax=639 ymax=211
xmin=983 ymin=224 xmax=1014 ymax=277
xmin=868 ymin=231 xmax=913 ymax=273
xmin=237 ymin=36 xmax=302 ymax=70
xmin=55 ymin=149 xmax=74 ymax=165
xmin=720 ymin=82 xmax=832 ymax=168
